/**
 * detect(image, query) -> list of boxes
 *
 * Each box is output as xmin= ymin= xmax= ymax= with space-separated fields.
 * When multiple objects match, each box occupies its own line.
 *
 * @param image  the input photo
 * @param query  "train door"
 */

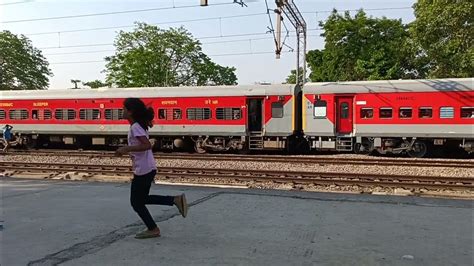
xmin=336 ymin=96 xmax=354 ymax=134
xmin=247 ymin=98 xmax=263 ymax=132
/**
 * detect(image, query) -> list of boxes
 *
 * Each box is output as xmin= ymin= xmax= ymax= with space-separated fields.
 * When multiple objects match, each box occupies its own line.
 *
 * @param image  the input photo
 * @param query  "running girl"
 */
xmin=115 ymin=98 xmax=187 ymax=239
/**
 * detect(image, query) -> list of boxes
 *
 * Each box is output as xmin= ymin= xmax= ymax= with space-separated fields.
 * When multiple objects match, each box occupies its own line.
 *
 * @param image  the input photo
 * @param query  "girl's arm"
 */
xmin=115 ymin=136 xmax=151 ymax=156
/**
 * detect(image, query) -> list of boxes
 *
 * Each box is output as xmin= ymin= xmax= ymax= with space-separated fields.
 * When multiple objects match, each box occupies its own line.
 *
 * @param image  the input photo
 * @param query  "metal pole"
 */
xmin=275 ymin=8 xmax=282 ymax=59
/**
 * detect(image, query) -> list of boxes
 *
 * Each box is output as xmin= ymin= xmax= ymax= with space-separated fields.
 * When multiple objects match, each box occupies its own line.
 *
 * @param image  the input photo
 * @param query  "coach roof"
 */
xmin=0 ymin=84 xmax=296 ymax=100
xmin=303 ymin=78 xmax=473 ymax=94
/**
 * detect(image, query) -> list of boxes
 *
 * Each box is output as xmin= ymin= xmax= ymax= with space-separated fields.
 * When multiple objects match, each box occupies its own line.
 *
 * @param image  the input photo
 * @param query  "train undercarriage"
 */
xmin=3 ymin=133 xmax=472 ymax=158
xmin=308 ymin=136 xmax=473 ymax=158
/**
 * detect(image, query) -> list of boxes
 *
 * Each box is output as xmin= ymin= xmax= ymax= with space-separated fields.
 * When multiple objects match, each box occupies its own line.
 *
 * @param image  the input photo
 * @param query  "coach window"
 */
xmin=55 ymin=109 xmax=76 ymax=120
xmin=9 ymin=109 xmax=28 ymax=120
xmin=105 ymin=109 xmax=123 ymax=120
xmin=43 ymin=109 xmax=52 ymax=120
xmin=313 ymin=100 xmax=327 ymax=118
xmin=32 ymin=110 xmax=39 ymax=120
xmin=173 ymin=109 xmax=182 ymax=120
xmin=80 ymin=109 xmax=100 ymax=120
xmin=461 ymin=107 xmax=474 ymax=118
xmin=0 ymin=110 xmax=6 ymax=120
xmin=271 ymin=102 xmax=284 ymax=118
xmin=439 ymin=107 xmax=454 ymax=119
xmin=340 ymin=103 xmax=349 ymax=119
xmin=158 ymin=109 xmax=166 ymax=119
xmin=360 ymin=108 xmax=373 ymax=119
xmin=158 ymin=108 xmax=182 ymax=120
xmin=399 ymin=107 xmax=412 ymax=119
xmin=418 ymin=107 xmax=432 ymax=118
xmin=217 ymin=108 xmax=241 ymax=120
xmin=187 ymin=108 xmax=211 ymax=120
xmin=379 ymin=108 xmax=392 ymax=119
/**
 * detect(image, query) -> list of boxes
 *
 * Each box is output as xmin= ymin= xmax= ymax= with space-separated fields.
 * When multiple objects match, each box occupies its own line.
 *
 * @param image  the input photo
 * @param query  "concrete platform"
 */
xmin=1 ymin=177 xmax=472 ymax=266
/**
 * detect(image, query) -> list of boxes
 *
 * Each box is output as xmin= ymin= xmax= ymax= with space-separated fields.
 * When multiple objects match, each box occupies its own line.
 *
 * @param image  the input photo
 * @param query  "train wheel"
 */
xmin=354 ymin=140 xmax=373 ymax=155
xmin=194 ymin=141 xmax=207 ymax=154
xmin=407 ymin=141 xmax=428 ymax=158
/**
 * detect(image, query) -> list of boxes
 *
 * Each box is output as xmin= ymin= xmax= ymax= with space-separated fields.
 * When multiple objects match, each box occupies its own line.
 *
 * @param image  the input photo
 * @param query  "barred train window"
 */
xmin=187 ymin=108 xmax=211 ymax=120
xmin=105 ymin=109 xmax=123 ymax=120
xmin=9 ymin=109 xmax=28 ymax=120
xmin=399 ymin=107 xmax=412 ymax=119
xmin=313 ymin=100 xmax=327 ymax=118
xmin=216 ymin=108 xmax=241 ymax=120
xmin=80 ymin=109 xmax=100 ymax=120
xmin=379 ymin=108 xmax=392 ymax=119
xmin=360 ymin=108 xmax=373 ymax=119
xmin=0 ymin=110 xmax=5 ymax=120
xmin=32 ymin=110 xmax=39 ymax=120
xmin=439 ymin=107 xmax=454 ymax=119
xmin=55 ymin=109 xmax=76 ymax=120
xmin=43 ymin=109 xmax=52 ymax=120
xmin=460 ymin=107 xmax=474 ymax=118
xmin=158 ymin=108 xmax=182 ymax=120
xmin=32 ymin=109 xmax=52 ymax=120
xmin=418 ymin=107 xmax=432 ymax=118
xmin=271 ymin=102 xmax=284 ymax=118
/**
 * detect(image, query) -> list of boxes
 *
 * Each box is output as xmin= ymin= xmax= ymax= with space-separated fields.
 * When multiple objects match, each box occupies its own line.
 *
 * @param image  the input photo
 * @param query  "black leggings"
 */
xmin=130 ymin=170 xmax=174 ymax=230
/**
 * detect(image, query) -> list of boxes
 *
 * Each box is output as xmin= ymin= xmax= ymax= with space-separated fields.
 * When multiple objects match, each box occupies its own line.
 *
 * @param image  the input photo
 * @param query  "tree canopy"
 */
xmin=0 ymin=31 xmax=52 ymax=90
xmin=83 ymin=79 xmax=109 ymax=89
xmin=296 ymin=2 xmax=473 ymax=82
xmin=410 ymin=0 xmax=473 ymax=78
xmin=104 ymin=23 xmax=237 ymax=87
xmin=304 ymin=10 xmax=415 ymax=82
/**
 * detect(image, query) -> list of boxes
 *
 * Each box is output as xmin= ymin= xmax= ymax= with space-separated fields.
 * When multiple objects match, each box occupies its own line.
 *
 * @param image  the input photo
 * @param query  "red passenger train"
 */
xmin=0 ymin=78 xmax=472 ymax=157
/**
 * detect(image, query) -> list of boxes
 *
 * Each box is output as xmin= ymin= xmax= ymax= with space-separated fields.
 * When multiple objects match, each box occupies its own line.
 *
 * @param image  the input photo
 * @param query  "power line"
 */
xmin=39 ymin=29 xmax=323 ymax=50
xmin=43 ymin=36 xmax=284 ymax=56
xmin=49 ymin=50 xmax=294 ymax=64
xmin=302 ymin=6 xmax=412 ymax=14
xmin=25 ymin=13 xmax=267 ymax=36
xmin=0 ymin=0 xmax=32 ymax=6
xmin=1 ymin=2 xmax=235 ymax=24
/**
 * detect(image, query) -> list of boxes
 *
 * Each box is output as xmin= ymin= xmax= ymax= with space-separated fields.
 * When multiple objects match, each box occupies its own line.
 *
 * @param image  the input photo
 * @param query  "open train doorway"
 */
xmin=247 ymin=98 xmax=263 ymax=132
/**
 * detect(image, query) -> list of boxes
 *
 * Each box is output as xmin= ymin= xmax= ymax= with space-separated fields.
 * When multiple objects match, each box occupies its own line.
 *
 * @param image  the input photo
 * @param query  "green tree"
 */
xmin=83 ymin=79 xmax=109 ymax=89
xmin=105 ymin=23 xmax=237 ymax=87
xmin=285 ymin=68 xmax=306 ymax=84
xmin=0 ymin=30 xmax=52 ymax=90
xmin=410 ymin=0 xmax=474 ymax=78
xmin=306 ymin=10 xmax=417 ymax=82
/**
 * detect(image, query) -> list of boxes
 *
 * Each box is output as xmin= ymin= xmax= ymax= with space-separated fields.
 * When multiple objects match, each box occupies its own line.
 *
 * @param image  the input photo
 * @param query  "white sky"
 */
xmin=0 ymin=0 xmax=416 ymax=89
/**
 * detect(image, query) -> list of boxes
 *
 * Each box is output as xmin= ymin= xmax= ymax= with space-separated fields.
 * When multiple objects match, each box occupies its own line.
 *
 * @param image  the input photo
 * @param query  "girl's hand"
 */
xmin=115 ymin=146 xmax=129 ymax=156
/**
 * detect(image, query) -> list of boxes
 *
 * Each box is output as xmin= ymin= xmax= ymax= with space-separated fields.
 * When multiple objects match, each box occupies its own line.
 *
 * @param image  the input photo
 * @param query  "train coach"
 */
xmin=302 ymin=78 xmax=473 ymax=157
xmin=0 ymin=84 xmax=302 ymax=153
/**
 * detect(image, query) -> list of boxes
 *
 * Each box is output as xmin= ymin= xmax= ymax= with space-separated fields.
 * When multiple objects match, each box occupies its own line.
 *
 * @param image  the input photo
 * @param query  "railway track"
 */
xmin=1 ymin=161 xmax=472 ymax=192
xmin=8 ymin=149 xmax=474 ymax=168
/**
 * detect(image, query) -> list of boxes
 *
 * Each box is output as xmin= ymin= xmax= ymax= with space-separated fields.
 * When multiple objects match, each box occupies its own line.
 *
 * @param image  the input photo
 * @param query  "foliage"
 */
xmin=285 ymin=68 xmax=307 ymax=84
xmin=83 ymin=79 xmax=109 ymax=89
xmin=410 ymin=0 xmax=474 ymax=78
xmin=0 ymin=30 xmax=51 ymax=90
xmin=104 ymin=23 xmax=237 ymax=87
xmin=306 ymin=10 xmax=416 ymax=82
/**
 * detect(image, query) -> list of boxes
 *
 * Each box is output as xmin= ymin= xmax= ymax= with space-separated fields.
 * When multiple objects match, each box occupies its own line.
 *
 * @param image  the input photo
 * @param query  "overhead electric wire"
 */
xmin=1 ymin=2 xmax=235 ymax=24
xmin=0 ymin=0 xmax=32 ymax=6
xmin=39 ymin=29 xmax=323 ymax=50
xmin=25 ymin=13 xmax=267 ymax=36
xmin=302 ymin=6 xmax=412 ymax=14
xmin=48 ymin=50 xmax=294 ymax=64
xmin=43 ymin=36 xmax=292 ymax=56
